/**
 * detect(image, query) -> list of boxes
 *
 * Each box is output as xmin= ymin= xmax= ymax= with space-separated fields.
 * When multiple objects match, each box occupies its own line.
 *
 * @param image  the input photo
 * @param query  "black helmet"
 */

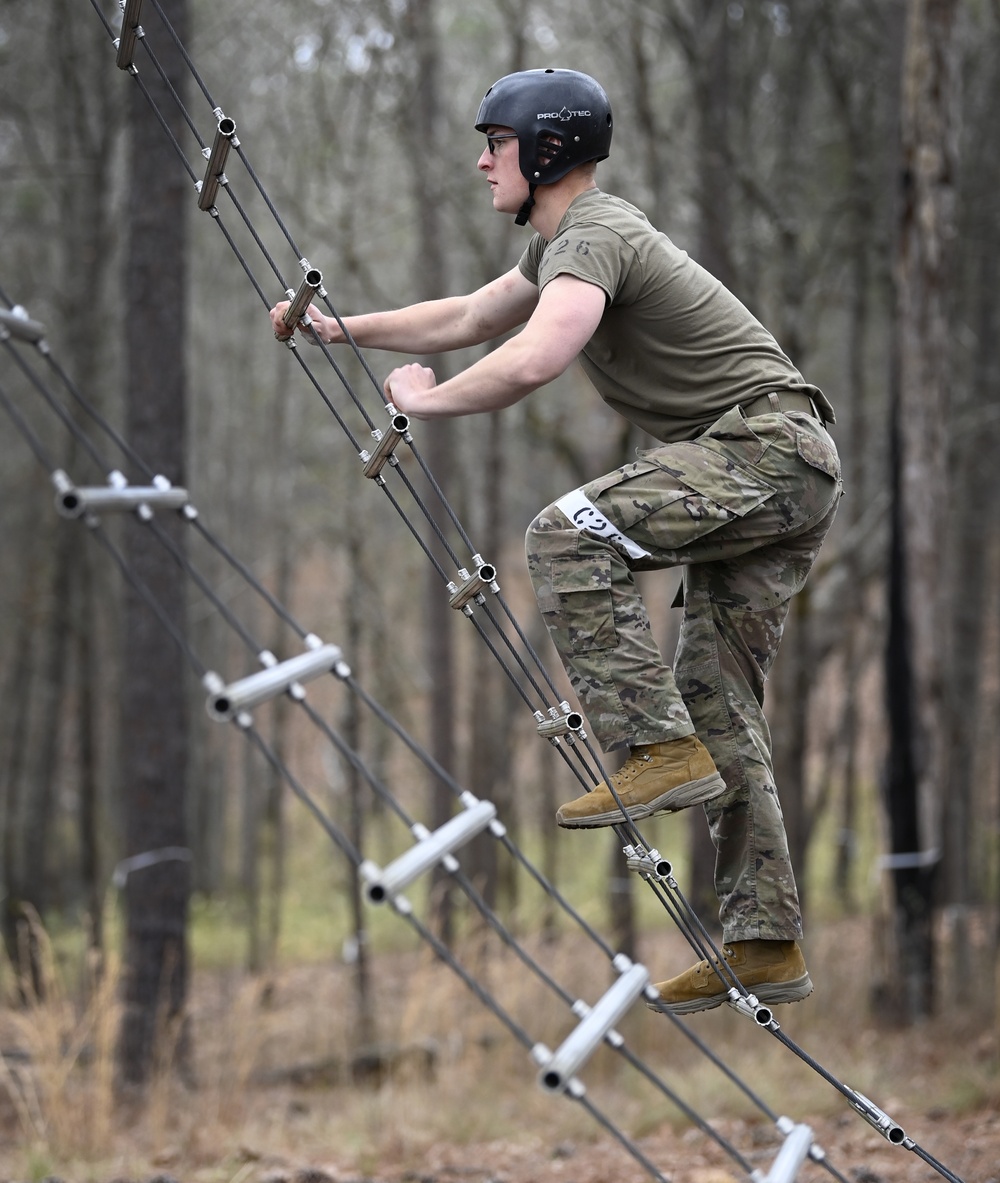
xmin=475 ymin=68 xmax=613 ymax=188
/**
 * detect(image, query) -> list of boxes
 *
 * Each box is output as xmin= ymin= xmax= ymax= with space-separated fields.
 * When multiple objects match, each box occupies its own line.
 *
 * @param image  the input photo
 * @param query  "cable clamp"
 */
xmin=361 ymin=404 xmax=411 ymax=477
xmin=204 ymin=642 xmax=348 ymax=722
xmin=115 ymin=0 xmax=144 ymax=71
xmin=535 ymin=703 xmax=584 ymax=740
xmin=535 ymin=955 xmax=650 ymax=1095
xmin=847 ymin=1089 xmax=912 ymax=1148
xmin=359 ymin=793 xmax=498 ymax=907
xmin=0 ymin=306 xmax=46 ymax=344
xmin=197 ymin=109 xmax=238 ymax=211
xmin=622 ymin=844 xmax=673 ymax=883
xmin=54 ymin=472 xmax=189 ymax=520
xmin=448 ymin=556 xmax=498 ymax=610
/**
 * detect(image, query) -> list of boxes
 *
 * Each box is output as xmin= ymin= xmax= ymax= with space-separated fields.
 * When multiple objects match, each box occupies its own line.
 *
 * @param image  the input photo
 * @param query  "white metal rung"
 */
xmin=0 ymin=306 xmax=46 ymax=343
xmin=55 ymin=478 xmax=189 ymax=520
xmin=359 ymin=795 xmax=498 ymax=905
xmin=759 ymin=1121 xmax=814 ymax=1183
xmin=204 ymin=643 xmax=346 ymax=721
xmin=535 ymin=956 xmax=651 ymax=1094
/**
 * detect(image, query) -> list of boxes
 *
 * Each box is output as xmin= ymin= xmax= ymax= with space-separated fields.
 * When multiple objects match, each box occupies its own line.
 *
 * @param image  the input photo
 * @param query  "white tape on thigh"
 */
xmin=554 ymin=489 xmax=651 ymax=560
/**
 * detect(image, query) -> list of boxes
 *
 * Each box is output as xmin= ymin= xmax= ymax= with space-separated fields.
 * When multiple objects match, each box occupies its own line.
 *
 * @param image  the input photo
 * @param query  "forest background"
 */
xmin=0 ymin=0 xmax=998 ymax=1180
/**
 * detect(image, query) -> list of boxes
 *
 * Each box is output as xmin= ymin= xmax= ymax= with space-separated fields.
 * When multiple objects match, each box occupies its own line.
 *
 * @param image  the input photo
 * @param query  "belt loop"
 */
xmin=767 ymin=392 xmax=782 ymax=412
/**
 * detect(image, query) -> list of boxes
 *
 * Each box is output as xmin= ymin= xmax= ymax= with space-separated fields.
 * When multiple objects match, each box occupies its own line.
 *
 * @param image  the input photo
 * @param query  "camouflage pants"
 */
xmin=525 ymin=406 xmax=842 ymax=941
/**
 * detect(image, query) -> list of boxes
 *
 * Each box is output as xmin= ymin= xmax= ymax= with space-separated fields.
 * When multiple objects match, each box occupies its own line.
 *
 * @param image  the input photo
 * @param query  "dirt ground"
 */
xmin=396 ymin=1108 xmax=996 ymax=1183
xmin=1 ymin=921 xmax=998 ymax=1183
xmin=240 ymin=1103 xmax=996 ymax=1183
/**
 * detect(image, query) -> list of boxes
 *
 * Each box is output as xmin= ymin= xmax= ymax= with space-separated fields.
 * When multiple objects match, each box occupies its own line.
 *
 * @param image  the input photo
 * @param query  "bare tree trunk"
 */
xmin=343 ymin=527 xmax=376 ymax=1048
xmin=76 ymin=549 xmax=104 ymax=953
xmin=118 ymin=0 xmax=191 ymax=1085
xmin=54 ymin=0 xmax=123 ymax=963
xmin=608 ymin=835 xmax=636 ymax=961
xmin=466 ymin=413 xmax=512 ymax=912
xmin=404 ymin=0 xmax=456 ymax=944
xmin=883 ymin=0 xmax=962 ymax=1023
xmin=942 ymin=56 xmax=1000 ymax=1000
xmin=671 ymin=0 xmax=739 ymax=928
xmin=1 ymin=563 xmax=46 ymax=997
xmin=771 ymin=593 xmax=812 ymax=914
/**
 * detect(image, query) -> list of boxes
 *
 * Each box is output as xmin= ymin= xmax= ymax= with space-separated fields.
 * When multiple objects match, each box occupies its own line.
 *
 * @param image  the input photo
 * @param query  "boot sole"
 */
xmin=647 ymin=973 xmax=814 ymax=1016
xmin=557 ymin=773 xmax=727 ymax=829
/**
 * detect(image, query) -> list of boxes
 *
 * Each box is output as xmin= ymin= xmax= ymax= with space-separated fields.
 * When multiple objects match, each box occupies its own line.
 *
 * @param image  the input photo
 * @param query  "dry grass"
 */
xmin=0 ymin=910 xmax=997 ymax=1183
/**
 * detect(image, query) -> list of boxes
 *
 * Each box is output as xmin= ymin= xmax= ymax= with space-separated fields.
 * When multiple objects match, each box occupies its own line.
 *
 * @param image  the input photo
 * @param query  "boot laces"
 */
xmin=613 ymin=752 xmax=651 ymax=785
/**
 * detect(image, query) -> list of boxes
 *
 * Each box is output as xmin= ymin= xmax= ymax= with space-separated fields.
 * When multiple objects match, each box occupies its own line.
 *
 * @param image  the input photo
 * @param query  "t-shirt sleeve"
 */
xmin=517 ymin=234 xmax=545 ymax=285
xmin=533 ymin=220 xmax=629 ymax=303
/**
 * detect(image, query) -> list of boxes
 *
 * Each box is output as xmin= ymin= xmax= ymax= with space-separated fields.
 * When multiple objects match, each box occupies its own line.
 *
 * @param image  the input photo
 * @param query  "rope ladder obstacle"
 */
xmin=0 ymin=2 xmax=971 ymax=1180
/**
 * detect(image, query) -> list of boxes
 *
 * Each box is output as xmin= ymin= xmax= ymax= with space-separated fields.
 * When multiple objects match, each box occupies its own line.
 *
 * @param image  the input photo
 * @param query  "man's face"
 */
xmin=478 ymin=125 xmax=530 ymax=215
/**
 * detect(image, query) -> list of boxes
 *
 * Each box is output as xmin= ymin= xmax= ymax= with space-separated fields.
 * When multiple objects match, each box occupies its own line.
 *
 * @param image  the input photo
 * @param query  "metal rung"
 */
xmin=362 ymin=407 xmax=410 ymax=477
xmin=534 ymin=955 xmax=652 ymax=1095
xmin=448 ymin=558 xmax=497 ymax=610
xmin=197 ymin=110 xmax=238 ymax=211
xmin=623 ymin=844 xmax=672 ymax=881
xmin=847 ymin=1089 xmax=912 ymax=1148
xmin=0 ymin=307 xmax=46 ymax=343
xmin=52 ymin=470 xmax=188 ymax=520
xmin=726 ymin=988 xmax=776 ymax=1028
xmin=757 ymin=1120 xmax=815 ymax=1183
xmin=359 ymin=794 xmax=499 ymax=906
xmin=535 ymin=706 xmax=584 ymax=739
xmin=280 ymin=266 xmax=323 ymax=334
xmin=115 ymin=0 xmax=144 ymax=70
xmin=204 ymin=642 xmax=348 ymax=722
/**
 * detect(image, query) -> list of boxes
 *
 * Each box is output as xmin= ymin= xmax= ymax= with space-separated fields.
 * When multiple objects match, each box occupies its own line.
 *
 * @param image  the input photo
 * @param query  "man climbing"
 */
xmin=270 ymin=68 xmax=841 ymax=1014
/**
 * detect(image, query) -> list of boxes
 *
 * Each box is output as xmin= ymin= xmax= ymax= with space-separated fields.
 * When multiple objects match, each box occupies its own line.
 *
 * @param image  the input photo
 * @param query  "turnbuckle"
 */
xmin=847 ymin=1088 xmax=912 ymax=1148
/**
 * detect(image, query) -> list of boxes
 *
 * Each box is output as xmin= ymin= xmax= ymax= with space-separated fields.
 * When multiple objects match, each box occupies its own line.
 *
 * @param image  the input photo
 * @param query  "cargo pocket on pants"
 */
xmin=546 ymin=553 xmax=618 ymax=654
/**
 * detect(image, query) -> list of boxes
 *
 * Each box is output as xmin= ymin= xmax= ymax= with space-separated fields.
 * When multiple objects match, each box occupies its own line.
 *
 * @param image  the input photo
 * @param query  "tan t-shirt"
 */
xmin=518 ymin=189 xmax=834 ymax=442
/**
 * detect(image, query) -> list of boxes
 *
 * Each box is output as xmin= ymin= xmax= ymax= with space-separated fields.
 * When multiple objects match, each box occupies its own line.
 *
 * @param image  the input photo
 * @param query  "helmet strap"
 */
xmin=514 ymin=183 xmax=537 ymax=226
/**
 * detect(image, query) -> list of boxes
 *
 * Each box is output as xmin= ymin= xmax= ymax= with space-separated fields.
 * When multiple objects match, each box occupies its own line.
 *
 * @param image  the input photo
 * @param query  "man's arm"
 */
xmin=269 ymin=266 xmax=539 ymax=352
xmin=384 ymin=274 xmax=607 ymax=418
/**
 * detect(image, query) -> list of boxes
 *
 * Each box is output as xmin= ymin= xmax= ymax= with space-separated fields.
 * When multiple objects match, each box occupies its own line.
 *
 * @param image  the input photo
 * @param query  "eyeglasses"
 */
xmin=486 ymin=133 xmax=517 ymax=154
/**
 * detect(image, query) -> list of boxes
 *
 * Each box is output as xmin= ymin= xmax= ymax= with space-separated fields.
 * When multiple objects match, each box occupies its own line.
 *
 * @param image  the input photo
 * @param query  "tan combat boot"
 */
xmin=647 ymin=940 xmax=813 ymax=1015
xmin=555 ymin=735 xmax=726 ymax=829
